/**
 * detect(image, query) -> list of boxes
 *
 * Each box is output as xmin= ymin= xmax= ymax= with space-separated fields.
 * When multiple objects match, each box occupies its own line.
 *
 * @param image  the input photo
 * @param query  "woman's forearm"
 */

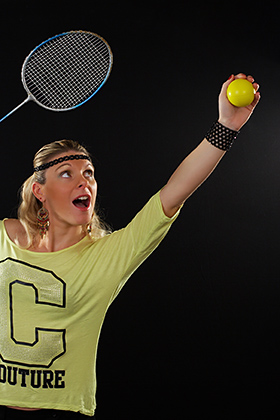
xmin=160 ymin=139 xmax=225 ymax=217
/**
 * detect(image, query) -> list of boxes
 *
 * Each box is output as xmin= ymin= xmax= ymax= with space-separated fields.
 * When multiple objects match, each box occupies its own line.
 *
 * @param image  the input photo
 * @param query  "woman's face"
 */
xmin=34 ymin=152 xmax=97 ymax=230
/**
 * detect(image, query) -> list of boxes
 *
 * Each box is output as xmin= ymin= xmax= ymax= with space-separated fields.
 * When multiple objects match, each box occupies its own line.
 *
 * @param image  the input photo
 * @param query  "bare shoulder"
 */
xmin=4 ymin=219 xmax=27 ymax=244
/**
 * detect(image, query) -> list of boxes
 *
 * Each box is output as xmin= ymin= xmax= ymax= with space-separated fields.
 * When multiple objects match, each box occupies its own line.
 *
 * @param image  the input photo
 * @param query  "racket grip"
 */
xmin=0 ymin=97 xmax=31 ymax=123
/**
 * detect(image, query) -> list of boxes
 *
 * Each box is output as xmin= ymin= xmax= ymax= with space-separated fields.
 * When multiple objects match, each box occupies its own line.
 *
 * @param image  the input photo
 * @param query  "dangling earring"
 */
xmin=86 ymin=211 xmax=95 ymax=235
xmin=37 ymin=206 xmax=50 ymax=237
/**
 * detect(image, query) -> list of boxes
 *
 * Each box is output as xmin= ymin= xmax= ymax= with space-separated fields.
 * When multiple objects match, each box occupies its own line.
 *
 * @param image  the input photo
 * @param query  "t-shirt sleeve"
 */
xmin=104 ymin=191 xmax=181 ymax=302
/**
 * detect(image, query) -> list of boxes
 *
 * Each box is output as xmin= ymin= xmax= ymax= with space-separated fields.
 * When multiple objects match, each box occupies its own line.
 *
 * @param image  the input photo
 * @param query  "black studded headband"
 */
xmin=34 ymin=154 xmax=92 ymax=172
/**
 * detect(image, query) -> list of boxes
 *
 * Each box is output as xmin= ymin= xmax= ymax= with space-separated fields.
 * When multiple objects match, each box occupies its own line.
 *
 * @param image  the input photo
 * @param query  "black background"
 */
xmin=1 ymin=1 xmax=280 ymax=418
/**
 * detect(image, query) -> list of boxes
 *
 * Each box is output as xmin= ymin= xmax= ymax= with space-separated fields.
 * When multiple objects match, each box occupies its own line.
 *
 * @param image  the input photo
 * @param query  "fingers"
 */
xmin=225 ymin=73 xmax=256 ymax=83
xmin=251 ymin=90 xmax=261 ymax=107
xmin=228 ymin=73 xmax=259 ymax=86
xmin=234 ymin=73 xmax=247 ymax=79
xmin=221 ymin=73 xmax=250 ymax=93
xmin=222 ymin=72 xmax=260 ymax=96
xmin=252 ymin=82 xmax=260 ymax=92
xmin=242 ymin=74 xmax=260 ymax=101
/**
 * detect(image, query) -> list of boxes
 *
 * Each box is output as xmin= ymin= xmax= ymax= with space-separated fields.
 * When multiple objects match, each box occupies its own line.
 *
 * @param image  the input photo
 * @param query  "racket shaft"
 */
xmin=0 ymin=97 xmax=31 ymax=123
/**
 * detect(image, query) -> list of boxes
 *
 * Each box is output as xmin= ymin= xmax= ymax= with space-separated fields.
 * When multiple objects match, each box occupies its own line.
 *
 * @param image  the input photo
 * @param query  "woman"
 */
xmin=0 ymin=74 xmax=260 ymax=418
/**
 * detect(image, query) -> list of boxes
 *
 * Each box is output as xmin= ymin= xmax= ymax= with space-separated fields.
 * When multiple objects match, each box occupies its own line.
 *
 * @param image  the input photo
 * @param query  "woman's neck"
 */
xmin=31 ymin=226 xmax=86 ymax=252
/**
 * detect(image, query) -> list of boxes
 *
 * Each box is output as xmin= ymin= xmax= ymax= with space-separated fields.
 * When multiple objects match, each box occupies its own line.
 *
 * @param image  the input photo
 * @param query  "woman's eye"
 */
xmin=85 ymin=170 xmax=94 ymax=178
xmin=61 ymin=171 xmax=71 ymax=178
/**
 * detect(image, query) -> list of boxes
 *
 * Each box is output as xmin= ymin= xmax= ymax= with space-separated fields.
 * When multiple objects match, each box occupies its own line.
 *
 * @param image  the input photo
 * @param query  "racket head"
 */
xmin=21 ymin=30 xmax=113 ymax=112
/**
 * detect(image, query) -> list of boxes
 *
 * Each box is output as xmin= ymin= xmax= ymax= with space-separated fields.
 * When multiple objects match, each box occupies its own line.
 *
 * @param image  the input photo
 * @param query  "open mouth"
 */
xmin=72 ymin=195 xmax=90 ymax=209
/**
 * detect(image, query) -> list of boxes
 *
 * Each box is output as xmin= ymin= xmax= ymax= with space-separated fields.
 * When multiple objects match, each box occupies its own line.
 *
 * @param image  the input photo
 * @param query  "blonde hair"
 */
xmin=18 ymin=139 xmax=110 ymax=249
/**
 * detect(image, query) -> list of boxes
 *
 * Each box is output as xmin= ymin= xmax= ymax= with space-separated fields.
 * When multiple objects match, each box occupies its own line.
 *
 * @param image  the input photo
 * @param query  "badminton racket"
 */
xmin=0 ymin=30 xmax=113 ymax=122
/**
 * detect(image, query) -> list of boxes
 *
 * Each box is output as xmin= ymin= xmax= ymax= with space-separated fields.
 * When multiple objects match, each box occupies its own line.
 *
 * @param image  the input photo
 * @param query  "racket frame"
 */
xmin=0 ymin=30 xmax=113 ymax=122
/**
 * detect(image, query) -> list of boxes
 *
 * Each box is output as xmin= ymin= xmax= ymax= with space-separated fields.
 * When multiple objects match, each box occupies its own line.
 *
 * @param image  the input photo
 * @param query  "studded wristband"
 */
xmin=206 ymin=121 xmax=239 ymax=151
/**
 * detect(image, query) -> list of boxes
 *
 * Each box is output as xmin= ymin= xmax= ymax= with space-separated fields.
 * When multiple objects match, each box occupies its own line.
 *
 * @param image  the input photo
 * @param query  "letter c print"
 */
xmin=0 ymin=258 xmax=66 ymax=368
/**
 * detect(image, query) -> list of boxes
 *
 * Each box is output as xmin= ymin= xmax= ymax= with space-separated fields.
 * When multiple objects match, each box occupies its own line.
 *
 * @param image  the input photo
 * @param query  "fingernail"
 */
xmin=227 ymin=74 xmax=234 ymax=80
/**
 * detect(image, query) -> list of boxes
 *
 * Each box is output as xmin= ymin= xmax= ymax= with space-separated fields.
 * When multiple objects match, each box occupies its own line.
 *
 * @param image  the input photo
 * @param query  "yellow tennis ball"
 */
xmin=227 ymin=79 xmax=255 ymax=107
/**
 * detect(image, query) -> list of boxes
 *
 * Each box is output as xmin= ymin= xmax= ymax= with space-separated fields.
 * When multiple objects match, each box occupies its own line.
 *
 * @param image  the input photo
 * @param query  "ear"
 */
xmin=32 ymin=182 xmax=45 ymax=202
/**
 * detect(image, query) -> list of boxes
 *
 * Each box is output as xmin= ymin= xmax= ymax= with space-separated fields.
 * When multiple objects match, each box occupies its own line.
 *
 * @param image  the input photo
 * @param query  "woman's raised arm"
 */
xmin=160 ymin=73 xmax=261 ymax=217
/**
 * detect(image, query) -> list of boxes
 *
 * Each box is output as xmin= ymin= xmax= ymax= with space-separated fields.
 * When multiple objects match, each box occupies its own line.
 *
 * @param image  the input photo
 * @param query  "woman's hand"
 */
xmin=218 ymin=73 xmax=261 ymax=132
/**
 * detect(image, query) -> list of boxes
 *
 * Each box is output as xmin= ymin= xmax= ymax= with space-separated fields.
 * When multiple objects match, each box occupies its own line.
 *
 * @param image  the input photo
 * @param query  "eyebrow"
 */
xmin=55 ymin=163 xmax=71 ymax=171
xmin=55 ymin=162 xmax=94 ymax=172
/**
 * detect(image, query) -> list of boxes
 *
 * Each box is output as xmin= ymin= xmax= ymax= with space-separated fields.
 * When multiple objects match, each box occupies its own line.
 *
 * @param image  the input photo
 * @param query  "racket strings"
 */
xmin=23 ymin=32 xmax=112 ymax=109
xmin=28 ymin=37 xmax=108 ymax=106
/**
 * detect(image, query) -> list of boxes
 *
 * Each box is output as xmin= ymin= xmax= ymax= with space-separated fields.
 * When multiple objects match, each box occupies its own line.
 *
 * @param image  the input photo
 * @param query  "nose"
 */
xmin=78 ymin=181 xmax=88 ymax=189
xmin=77 ymin=174 xmax=89 ymax=189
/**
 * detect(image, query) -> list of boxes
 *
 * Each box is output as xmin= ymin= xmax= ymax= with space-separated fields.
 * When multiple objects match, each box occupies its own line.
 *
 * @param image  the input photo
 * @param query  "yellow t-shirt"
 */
xmin=0 ymin=192 xmax=180 ymax=416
